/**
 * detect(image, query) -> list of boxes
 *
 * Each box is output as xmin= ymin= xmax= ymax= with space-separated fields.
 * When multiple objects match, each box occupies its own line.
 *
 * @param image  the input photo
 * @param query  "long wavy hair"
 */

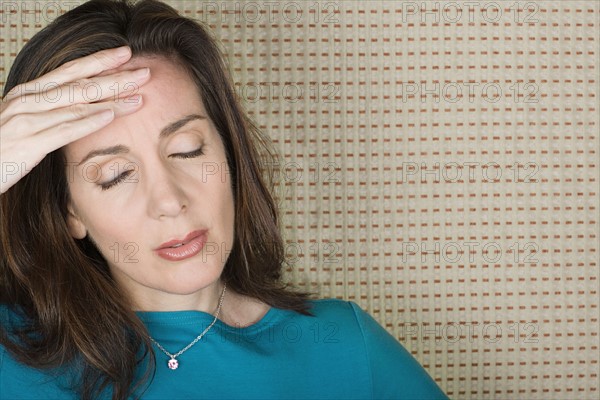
xmin=0 ymin=0 xmax=315 ymax=398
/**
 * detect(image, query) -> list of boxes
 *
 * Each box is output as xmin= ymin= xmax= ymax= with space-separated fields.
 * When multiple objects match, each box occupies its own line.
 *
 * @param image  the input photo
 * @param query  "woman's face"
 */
xmin=63 ymin=56 xmax=235 ymax=310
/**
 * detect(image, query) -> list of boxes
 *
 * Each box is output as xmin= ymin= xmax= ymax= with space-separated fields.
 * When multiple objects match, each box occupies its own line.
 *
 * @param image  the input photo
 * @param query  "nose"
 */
xmin=146 ymin=167 xmax=189 ymax=219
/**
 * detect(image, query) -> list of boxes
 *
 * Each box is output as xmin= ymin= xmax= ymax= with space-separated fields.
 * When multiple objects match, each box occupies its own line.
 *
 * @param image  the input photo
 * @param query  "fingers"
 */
xmin=3 ymin=46 xmax=132 ymax=103
xmin=1 ymin=94 xmax=143 ymax=141
xmin=1 ymin=67 xmax=150 ymax=119
xmin=0 ymin=46 xmax=148 ymax=195
xmin=27 ymin=109 xmax=118 ymax=158
xmin=0 ymin=106 xmax=118 ymax=195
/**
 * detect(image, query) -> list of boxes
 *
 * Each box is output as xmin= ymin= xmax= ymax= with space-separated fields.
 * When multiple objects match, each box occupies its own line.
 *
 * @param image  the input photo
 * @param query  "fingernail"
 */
xmin=114 ymin=46 xmax=131 ymax=59
xmin=133 ymin=67 xmax=149 ymax=78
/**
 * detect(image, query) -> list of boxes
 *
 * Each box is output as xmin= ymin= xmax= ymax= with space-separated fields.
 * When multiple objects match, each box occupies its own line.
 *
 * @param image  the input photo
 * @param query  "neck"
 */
xmin=126 ymin=279 xmax=226 ymax=313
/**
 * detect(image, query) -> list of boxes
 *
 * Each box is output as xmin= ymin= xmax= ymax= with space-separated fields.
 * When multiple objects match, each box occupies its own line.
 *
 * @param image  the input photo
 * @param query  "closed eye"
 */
xmin=170 ymin=147 xmax=204 ymax=159
xmin=99 ymin=147 xmax=205 ymax=191
xmin=100 ymin=170 xmax=134 ymax=191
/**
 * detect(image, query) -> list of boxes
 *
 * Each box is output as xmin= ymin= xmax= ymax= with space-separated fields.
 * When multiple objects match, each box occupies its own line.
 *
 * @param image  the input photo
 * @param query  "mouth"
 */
xmin=156 ymin=229 xmax=208 ymax=250
xmin=154 ymin=230 xmax=208 ymax=262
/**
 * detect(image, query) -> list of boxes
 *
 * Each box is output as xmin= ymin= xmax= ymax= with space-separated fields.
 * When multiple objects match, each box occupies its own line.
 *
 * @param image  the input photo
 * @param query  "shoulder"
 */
xmin=305 ymin=297 xmax=358 ymax=318
xmin=303 ymin=298 xmax=449 ymax=400
xmin=301 ymin=298 xmax=367 ymax=339
xmin=303 ymin=297 xmax=396 ymax=340
xmin=301 ymin=297 xmax=392 ymax=348
xmin=300 ymin=297 xmax=395 ymax=342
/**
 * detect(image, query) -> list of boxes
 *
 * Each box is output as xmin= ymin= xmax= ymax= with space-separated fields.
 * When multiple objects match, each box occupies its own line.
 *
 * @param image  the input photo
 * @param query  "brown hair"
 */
xmin=0 ymin=0 xmax=315 ymax=398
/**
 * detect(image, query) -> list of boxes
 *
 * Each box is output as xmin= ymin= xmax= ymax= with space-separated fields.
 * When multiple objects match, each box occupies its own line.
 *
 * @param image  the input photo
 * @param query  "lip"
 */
xmin=154 ymin=229 xmax=208 ymax=262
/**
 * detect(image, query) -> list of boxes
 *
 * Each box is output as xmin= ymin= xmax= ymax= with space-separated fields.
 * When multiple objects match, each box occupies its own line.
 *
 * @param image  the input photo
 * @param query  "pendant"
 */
xmin=168 ymin=358 xmax=179 ymax=370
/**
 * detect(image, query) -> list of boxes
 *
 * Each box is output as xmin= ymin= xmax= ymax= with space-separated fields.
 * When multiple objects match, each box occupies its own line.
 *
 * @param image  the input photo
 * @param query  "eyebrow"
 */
xmin=76 ymin=114 xmax=207 ymax=166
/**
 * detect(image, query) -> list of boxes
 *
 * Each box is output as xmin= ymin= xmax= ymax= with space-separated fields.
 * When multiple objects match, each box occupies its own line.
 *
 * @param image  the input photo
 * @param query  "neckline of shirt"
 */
xmin=136 ymin=304 xmax=289 ymax=335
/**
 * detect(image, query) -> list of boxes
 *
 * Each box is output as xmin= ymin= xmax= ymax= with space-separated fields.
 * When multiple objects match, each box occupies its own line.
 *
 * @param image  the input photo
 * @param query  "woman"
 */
xmin=0 ymin=0 xmax=449 ymax=399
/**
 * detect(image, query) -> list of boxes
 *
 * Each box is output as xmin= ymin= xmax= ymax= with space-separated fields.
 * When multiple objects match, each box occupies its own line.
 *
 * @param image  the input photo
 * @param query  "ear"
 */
xmin=66 ymin=202 xmax=87 ymax=239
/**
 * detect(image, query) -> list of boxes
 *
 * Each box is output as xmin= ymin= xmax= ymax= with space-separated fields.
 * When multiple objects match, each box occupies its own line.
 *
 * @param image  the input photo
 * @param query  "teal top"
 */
xmin=0 ymin=299 xmax=448 ymax=399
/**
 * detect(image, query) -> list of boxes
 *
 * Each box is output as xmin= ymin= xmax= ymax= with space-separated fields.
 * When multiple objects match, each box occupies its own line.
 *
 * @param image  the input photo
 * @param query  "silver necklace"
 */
xmin=149 ymin=282 xmax=227 ymax=370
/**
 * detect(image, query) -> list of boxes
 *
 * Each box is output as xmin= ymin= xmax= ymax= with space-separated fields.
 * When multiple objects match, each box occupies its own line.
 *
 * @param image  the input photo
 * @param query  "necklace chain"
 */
xmin=149 ymin=282 xmax=227 ymax=370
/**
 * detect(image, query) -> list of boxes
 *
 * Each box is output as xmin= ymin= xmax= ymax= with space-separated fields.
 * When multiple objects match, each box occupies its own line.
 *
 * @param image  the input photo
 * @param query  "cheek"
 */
xmin=88 ymin=224 xmax=124 ymax=256
xmin=215 ymin=174 xmax=235 ymax=233
xmin=81 ymin=206 xmax=139 ymax=254
xmin=86 ymin=219 xmax=144 ymax=271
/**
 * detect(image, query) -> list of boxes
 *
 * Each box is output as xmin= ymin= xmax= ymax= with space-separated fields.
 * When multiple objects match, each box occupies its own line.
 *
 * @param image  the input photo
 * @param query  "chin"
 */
xmin=155 ymin=271 xmax=221 ymax=295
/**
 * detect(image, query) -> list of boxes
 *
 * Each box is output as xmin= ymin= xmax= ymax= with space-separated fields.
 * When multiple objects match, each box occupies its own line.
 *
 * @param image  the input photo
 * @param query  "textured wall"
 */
xmin=1 ymin=1 xmax=598 ymax=398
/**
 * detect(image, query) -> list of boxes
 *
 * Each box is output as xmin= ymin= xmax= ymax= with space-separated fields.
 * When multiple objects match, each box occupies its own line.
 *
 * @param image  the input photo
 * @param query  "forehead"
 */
xmin=97 ymin=54 xmax=185 ymax=77
xmin=100 ymin=55 xmax=198 ymax=99
xmin=63 ymin=55 xmax=207 ymax=160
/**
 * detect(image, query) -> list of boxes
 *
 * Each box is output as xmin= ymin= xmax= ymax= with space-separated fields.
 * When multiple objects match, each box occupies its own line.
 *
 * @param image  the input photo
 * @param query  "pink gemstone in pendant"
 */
xmin=168 ymin=358 xmax=179 ymax=370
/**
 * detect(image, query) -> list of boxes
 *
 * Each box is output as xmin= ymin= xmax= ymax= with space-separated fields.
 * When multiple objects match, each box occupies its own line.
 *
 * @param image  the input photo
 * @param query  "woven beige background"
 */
xmin=1 ymin=1 xmax=599 ymax=399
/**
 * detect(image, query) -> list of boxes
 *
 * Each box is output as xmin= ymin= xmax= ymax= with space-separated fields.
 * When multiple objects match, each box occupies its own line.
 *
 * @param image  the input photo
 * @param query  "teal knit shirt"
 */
xmin=0 ymin=299 xmax=448 ymax=399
